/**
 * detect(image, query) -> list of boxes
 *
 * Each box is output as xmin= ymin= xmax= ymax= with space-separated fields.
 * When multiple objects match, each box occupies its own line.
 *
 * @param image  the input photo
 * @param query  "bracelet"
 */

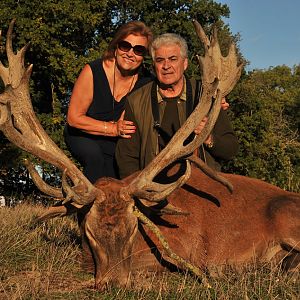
xmin=104 ymin=122 xmax=107 ymax=135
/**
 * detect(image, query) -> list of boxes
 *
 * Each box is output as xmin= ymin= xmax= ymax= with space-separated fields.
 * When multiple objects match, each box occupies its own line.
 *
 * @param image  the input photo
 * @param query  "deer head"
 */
xmin=0 ymin=19 xmax=243 ymax=289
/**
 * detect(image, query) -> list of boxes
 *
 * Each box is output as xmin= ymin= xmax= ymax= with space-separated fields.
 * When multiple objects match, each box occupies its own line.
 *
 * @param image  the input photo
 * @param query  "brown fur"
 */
xmin=81 ymin=166 xmax=300 ymax=289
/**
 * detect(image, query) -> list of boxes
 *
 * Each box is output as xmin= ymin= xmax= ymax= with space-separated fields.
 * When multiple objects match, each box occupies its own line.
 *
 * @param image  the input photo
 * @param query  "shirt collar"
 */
xmin=156 ymin=76 xmax=187 ymax=103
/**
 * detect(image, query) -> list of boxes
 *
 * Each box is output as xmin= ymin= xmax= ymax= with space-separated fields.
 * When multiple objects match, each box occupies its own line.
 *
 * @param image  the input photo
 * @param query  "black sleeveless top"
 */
xmin=87 ymin=59 xmax=123 ymax=122
xmin=87 ymin=58 xmax=152 ymax=122
xmin=65 ymin=59 xmax=153 ymax=137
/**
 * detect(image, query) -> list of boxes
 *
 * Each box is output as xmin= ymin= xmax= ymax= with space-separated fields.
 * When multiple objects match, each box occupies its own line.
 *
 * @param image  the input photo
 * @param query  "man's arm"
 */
xmin=207 ymin=110 xmax=239 ymax=161
xmin=115 ymin=101 xmax=141 ymax=179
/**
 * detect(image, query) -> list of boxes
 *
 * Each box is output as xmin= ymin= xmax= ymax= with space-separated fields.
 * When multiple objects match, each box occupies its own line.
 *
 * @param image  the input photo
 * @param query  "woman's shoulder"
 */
xmin=135 ymin=66 xmax=155 ymax=87
xmin=88 ymin=58 xmax=103 ymax=73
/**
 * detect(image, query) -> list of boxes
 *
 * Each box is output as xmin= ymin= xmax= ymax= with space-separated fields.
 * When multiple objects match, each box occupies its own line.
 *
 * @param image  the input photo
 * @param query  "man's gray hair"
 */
xmin=150 ymin=33 xmax=188 ymax=60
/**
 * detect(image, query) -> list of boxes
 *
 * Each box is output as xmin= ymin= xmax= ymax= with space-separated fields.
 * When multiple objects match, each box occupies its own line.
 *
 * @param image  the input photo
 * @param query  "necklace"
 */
xmin=112 ymin=63 xmax=136 ymax=121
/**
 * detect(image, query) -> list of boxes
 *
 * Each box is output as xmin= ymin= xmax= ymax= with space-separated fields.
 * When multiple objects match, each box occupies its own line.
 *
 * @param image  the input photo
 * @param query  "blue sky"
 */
xmin=217 ymin=0 xmax=300 ymax=70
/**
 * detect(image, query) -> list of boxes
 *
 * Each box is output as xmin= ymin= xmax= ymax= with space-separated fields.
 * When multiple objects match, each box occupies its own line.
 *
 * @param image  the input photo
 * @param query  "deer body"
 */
xmin=81 ymin=166 xmax=300 ymax=288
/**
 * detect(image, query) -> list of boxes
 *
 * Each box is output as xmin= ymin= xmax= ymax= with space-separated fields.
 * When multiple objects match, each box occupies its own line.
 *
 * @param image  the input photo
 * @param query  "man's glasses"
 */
xmin=117 ymin=40 xmax=147 ymax=57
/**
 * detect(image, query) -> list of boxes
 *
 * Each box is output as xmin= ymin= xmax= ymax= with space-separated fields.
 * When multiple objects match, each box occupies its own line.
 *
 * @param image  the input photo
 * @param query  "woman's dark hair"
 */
xmin=102 ymin=21 xmax=153 ymax=61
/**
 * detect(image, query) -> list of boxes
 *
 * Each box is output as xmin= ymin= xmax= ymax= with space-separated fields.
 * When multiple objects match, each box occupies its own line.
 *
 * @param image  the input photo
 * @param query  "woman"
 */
xmin=64 ymin=21 xmax=153 ymax=183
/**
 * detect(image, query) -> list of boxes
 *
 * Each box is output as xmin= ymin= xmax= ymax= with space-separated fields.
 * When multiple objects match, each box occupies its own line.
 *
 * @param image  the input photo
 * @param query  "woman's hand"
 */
xmin=116 ymin=111 xmax=136 ymax=138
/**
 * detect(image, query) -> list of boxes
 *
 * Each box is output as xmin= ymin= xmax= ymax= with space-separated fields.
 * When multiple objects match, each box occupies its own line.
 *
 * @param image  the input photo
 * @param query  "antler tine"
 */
xmin=0 ymin=20 xmax=101 ymax=206
xmin=219 ymin=42 xmax=244 ymax=96
xmin=187 ymin=154 xmax=233 ymax=192
xmin=132 ymin=161 xmax=192 ymax=202
xmin=0 ymin=19 xmax=29 ymax=87
xmin=194 ymin=20 xmax=244 ymax=97
xmin=122 ymin=20 xmax=242 ymax=201
xmin=0 ymin=36 xmax=9 ymax=86
xmin=0 ymin=91 xmax=10 ymax=126
xmin=24 ymin=159 xmax=63 ymax=199
xmin=122 ymin=78 xmax=221 ymax=200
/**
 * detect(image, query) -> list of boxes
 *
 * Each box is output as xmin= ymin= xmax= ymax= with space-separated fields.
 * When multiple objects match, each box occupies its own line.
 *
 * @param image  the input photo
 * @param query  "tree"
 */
xmin=0 ymin=0 xmax=112 ymax=199
xmin=226 ymin=65 xmax=300 ymax=192
xmin=108 ymin=0 xmax=239 ymax=76
xmin=0 ymin=0 xmax=234 ymax=107
xmin=0 ymin=0 xmax=239 ymax=200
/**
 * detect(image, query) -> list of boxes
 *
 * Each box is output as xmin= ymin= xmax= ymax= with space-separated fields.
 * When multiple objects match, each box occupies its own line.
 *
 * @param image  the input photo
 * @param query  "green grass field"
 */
xmin=0 ymin=203 xmax=299 ymax=299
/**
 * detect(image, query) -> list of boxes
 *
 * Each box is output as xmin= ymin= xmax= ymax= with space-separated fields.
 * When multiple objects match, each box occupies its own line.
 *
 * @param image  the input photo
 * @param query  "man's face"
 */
xmin=154 ymin=44 xmax=188 ymax=86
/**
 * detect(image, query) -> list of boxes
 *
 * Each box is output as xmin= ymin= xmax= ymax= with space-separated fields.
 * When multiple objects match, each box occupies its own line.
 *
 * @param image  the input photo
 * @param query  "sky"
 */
xmin=217 ymin=0 xmax=300 ymax=71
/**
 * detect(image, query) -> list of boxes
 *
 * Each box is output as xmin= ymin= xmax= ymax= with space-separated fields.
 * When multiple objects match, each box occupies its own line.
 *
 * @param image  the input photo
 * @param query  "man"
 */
xmin=115 ymin=33 xmax=238 ymax=179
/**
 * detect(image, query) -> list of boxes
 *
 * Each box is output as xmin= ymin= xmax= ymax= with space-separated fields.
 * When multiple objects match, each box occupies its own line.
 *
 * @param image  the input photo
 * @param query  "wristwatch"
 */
xmin=206 ymin=135 xmax=214 ymax=149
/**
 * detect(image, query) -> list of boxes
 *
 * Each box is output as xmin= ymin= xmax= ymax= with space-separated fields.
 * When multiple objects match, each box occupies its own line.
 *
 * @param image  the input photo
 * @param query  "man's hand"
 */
xmin=194 ymin=97 xmax=229 ymax=143
xmin=221 ymin=97 xmax=229 ymax=110
xmin=194 ymin=116 xmax=213 ymax=146
xmin=194 ymin=116 xmax=208 ymax=135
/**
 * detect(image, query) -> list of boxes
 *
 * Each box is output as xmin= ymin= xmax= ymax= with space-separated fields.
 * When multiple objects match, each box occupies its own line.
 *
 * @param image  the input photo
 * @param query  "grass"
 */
xmin=0 ymin=203 xmax=299 ymax=299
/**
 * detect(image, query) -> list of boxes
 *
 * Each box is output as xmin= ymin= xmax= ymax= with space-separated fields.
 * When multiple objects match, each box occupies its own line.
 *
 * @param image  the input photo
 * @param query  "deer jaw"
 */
xmin=83 ymin=178 xmax=138 ymax=289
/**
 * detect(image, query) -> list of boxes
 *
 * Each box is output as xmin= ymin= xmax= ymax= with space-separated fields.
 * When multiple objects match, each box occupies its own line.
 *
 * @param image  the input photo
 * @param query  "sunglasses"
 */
xmin=117 ymin=40 xmax=147 ymax=56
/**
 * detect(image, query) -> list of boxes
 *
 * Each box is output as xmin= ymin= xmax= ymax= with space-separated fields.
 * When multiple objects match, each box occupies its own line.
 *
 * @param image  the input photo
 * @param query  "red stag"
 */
xmin=0 ymin=19 xmax=299 ymax=290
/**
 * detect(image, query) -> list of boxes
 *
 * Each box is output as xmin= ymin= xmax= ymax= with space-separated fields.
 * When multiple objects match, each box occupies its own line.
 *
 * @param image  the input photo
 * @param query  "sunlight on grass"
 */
xmin=0 ymin=203 xmax=299 ymax=299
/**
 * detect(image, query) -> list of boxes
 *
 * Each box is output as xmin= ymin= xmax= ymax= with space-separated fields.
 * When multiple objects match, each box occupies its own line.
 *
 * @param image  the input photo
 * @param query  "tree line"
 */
xmin=0 ymin=0 xmax=299 ymax=203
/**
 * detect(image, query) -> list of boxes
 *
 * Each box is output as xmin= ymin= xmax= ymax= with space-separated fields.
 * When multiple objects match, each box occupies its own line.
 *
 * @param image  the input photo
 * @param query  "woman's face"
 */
xmin=115 ymin=34 xmax=148 ymax=73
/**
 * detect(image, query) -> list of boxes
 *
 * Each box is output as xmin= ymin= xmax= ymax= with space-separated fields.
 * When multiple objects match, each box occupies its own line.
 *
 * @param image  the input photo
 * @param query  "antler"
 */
xmin=194 ymin=22 xmax=243 ymax=96
xmin=121 ymin=20 xmax=243 ymax=202
xmin=0 ymin=19 xmax=101 ymax=205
